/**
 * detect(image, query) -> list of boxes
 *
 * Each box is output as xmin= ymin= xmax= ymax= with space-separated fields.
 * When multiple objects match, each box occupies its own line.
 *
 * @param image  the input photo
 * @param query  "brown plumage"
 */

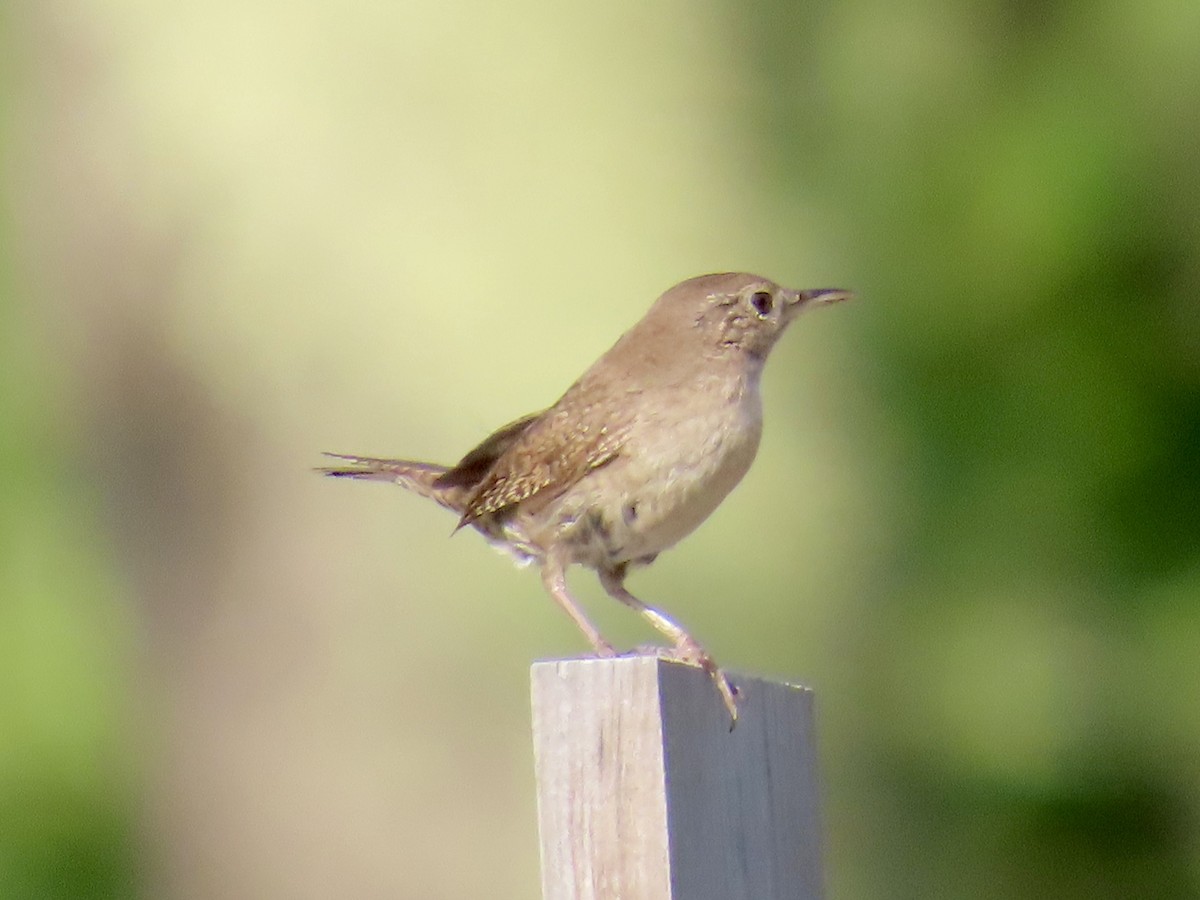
xmin=319 ymin=273 xmax=852 ymax=724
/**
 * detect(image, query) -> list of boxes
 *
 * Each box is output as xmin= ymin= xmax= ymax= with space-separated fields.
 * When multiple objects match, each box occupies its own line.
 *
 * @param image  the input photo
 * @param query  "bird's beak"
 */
xmin=792 ymin=287 xmax=854 ymax=307
xmin=783 ymin=287 xmax=854 ymax=320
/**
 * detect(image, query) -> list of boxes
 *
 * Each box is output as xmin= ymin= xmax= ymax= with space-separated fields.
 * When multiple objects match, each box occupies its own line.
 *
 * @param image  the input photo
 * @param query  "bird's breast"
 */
xmin=541 ymin=372 xmax=765 ymax=567
xmin=618 ymin=400 xmax=762 ymax=557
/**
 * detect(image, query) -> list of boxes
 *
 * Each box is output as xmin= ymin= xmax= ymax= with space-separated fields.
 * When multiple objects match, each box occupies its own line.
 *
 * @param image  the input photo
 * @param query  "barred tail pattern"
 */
xmin=317 ymin=453 xmax=465 ymax=514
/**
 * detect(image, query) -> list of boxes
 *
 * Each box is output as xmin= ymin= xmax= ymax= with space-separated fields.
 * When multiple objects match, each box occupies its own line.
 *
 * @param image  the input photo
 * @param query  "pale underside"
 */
xmin=465 ymin=363 xmax=765 ymax=575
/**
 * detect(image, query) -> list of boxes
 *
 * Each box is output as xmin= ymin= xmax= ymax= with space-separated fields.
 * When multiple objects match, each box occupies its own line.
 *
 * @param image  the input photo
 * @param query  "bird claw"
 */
xmin=591 ymin=639 xmax=619 ymax=658
xmin=621 ymin=641 xmax=740 ymax=728
xmin=622 ymin=643 xmax=676 ymax=659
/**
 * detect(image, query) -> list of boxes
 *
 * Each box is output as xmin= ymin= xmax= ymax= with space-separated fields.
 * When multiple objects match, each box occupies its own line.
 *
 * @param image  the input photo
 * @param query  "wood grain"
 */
xmin=531 ymin=656 xmax=822 ymax=900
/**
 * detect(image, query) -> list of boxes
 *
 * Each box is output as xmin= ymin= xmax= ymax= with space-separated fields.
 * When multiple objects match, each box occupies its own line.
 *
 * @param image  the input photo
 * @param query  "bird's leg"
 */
xmin=598 ymin=567 xmax=740 ymax=725
xmin=541 ymin=555 xmax=616 ymax=657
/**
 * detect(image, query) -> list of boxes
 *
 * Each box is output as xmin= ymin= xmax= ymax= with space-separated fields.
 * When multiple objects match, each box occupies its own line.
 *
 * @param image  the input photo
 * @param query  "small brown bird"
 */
xmin=320 ymin=273 xmax=851 ymax=723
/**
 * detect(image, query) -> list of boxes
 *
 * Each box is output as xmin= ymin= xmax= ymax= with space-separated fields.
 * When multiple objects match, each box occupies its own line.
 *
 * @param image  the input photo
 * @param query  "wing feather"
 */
xmin=457 ymin=392 xmax=628 ymax=526
xmin=434 ymin=411 xmax=543 ymax=490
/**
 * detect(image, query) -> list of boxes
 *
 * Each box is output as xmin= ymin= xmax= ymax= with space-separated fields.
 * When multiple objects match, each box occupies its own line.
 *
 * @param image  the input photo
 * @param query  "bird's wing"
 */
xmin=434 ymin=411 xmax=545 ymax=490
xmin=457 ymin=391 xmax=628 ymax=527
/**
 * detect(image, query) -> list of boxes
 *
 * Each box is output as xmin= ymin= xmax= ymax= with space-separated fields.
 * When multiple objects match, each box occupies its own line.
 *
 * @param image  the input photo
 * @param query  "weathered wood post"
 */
xmin=531 ymin=656 xmax=822 ymax=900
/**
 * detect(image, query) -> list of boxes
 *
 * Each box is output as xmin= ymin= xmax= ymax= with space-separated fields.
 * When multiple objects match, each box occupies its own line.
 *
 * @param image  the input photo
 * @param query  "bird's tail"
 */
xmin=317 ymin=453 xmax=466 ymax=514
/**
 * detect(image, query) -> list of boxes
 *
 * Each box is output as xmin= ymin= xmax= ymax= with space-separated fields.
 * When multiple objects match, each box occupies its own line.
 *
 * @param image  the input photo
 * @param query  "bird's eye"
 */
xmin=749 ymin=291 xmax=774 ymax=317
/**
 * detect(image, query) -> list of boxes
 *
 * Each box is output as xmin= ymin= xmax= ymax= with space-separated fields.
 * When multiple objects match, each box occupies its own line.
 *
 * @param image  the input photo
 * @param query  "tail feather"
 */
xmin=318 ymin=453 xmax=465 ymax=513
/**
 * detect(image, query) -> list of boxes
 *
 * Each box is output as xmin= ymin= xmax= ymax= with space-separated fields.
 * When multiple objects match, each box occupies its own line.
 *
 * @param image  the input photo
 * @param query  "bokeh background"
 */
xmin=3 ymin=0 xmax=1199 ymax=897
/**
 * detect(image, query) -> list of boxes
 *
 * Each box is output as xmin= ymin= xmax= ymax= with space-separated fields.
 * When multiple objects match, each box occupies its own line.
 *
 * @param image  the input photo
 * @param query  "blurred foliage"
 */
xmin=754 ymin=3 xmax=1200 ymax=897
xmin=3 ymin=0 xmax=1199 ymax=898
xmin=0 ymin=97 xmax=136 ymax=900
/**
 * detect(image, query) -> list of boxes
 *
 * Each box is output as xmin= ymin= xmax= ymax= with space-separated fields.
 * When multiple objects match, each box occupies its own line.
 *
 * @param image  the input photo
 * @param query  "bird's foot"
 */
xmin=624 ymin=643 xmax=675 ymax=659
xmin=623 ymin=641 xmax=741 ymax=729
xmin=590 ymin=638 xmax=618 ymax=658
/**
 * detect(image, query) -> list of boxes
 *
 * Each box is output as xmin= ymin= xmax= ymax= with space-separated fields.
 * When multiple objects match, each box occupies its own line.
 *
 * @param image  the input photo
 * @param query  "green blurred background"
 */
xmin=3 ymin=0 xmax=1198 ymax=897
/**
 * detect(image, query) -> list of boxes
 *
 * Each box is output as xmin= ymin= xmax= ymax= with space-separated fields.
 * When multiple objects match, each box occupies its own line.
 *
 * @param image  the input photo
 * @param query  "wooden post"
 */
xmin=531 ymin=656 xmax=822 ymax=900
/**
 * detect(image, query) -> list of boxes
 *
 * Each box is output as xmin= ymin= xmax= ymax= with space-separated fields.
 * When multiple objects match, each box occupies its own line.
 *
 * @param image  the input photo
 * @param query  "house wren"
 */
xmin=320 ymin=272 xmax=851 ymax=724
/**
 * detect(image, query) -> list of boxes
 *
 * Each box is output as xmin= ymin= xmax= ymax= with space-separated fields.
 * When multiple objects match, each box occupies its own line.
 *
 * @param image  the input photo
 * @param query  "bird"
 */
xmin=319 ymin=272 xmax=852 ymax=724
